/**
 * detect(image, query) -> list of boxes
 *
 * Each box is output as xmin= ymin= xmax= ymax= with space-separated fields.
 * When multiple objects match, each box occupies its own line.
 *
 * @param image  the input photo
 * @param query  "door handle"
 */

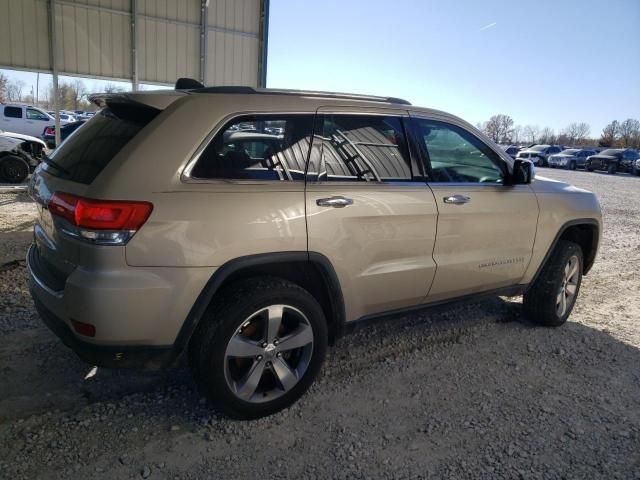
xmin=316 ymin=196 xmax=354 ymax=208
xmin=443 ymin=194 xmax=471 ymax=205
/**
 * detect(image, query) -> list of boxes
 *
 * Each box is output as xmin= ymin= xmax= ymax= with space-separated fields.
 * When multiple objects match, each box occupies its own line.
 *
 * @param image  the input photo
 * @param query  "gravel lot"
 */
xmin=1 ymin=170 xmax=639 ymax=480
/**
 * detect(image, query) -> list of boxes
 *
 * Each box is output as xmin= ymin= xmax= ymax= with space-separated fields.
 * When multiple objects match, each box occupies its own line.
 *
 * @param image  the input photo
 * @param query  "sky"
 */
xmin=266 ymin=0 xmax=640 ymax=135
xmin=2 ymin=0 xmax=639 ymax=136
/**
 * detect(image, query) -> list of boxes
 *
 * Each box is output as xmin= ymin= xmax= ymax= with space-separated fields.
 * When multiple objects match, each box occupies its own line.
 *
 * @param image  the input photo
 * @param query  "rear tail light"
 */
xmin=44 ymin=126 xmax=55 ymax=135
xmin=48 ymin=192 xmax=153 ymax=245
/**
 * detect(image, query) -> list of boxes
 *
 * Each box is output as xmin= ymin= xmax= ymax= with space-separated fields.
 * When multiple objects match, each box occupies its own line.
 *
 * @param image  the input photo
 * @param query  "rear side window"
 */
xmin=4 ymin=106 xmax=22 ymax=118
xmin=44 ymin=103 xmax=158 ymax=184
xmin=191 ymin=115 xmax=314 ymax=181
xmin=311 ymin=115 xmax=413 ymax=182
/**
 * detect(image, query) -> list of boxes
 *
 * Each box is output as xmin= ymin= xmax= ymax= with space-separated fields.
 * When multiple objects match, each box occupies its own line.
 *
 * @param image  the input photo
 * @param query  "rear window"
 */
xmin=44 ymin=103 xmax=158 ymax=184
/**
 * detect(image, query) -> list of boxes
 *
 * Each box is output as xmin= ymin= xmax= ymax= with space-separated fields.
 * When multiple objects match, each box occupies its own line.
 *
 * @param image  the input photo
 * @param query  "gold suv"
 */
xmin=27 ymin=84 xmax=601 ymax=418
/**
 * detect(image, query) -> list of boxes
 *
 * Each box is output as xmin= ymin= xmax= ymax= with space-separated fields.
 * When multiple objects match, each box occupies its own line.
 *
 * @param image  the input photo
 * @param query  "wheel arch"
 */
xmin=527 ymin=218 xmax=600 ymax=291
xmin=175 ymin=251 xmax=346 ymax=355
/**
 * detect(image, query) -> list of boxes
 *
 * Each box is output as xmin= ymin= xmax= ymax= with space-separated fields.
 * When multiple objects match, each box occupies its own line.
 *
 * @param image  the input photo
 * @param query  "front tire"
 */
xmin=607 ymin=163 xmax=617 ymax=174
xmin=190 ymin=277 xmax=328 ymax=419
xmin=568 ymin=161 xmax=576 ymax=170
xmin=523 ymin=240 xmax=583 ymax=327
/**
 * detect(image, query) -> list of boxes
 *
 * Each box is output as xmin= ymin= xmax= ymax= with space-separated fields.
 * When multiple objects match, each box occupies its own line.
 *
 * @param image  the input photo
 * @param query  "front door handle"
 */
xmin=443 ymin=194 xmax=471 ymax=205
xmin=316 ymin=196 xmax=354 ymax=208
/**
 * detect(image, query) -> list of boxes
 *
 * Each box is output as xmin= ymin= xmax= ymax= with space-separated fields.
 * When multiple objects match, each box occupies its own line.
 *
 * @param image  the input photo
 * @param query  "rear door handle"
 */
xmin=443 ymin=194 xmax=471 ymax=205
xmin=316 ymin=196 xmax=354 ymax=208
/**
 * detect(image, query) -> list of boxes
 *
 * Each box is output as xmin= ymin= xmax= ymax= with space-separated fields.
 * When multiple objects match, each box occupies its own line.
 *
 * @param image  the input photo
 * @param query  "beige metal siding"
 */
xmin=0 ymin=0 xmax=50 ymax=71
xmin=0 ymin=0 xmax=263 ymax=86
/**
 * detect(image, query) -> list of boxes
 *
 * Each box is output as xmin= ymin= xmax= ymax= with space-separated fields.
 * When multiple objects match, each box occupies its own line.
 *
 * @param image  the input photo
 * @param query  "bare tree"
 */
xmin=618 ymin=118 xmax=640 ymax=148
xmin=539 ymin=127 xmax=556 ymax=144
xmin=69 ymin=79 xmax=87 ymax=111
xmin=600 ymin=120 xmax=620 ymax=147
xmin=6 ymin=79 xmax=25 ymax=102
xmin=511 ymin=125 xmax=522 ymax=144
xmin=574 ymin=122 xmax=590 ymax=144
xmin=0 ymin=72 xmax=7 ymax=103
xmin=482 ymin=114 xmax=514 ymax=144
xmin=103 ymin=83 xmax=124 ymax=94
xmin=523 ymin=125 xmax=540 ymax=144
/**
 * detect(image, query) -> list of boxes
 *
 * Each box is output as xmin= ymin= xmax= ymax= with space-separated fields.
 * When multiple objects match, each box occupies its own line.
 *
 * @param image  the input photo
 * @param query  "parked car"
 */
xmin=548 ymin=148 xmax=596 ymax=170
xmin=516 ymin=144 xmax=563 ymax=167
xmin=0 ymin=131 xmax=47 ymax=183
xmin=585 ymin=148 xmax=640 ymax=174
xmin=42 ymin=120 xmax=86 ymax=149
xmin=1 ymin=104 xmax=55 ymax=137
xmin=27 ymin=84 xmax=601 ymax=419
xmin=502 ymin=145 xmax=521 ymax=159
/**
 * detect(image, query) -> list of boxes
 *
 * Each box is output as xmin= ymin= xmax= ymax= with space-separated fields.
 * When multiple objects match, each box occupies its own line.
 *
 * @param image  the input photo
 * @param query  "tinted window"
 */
xmin=192 ymin=115 xmax=313 ymax=181
xmin=45 ymin=103 xmax=158 ymax=184
xmin=549 ymin=147 xmax=561 ymax=153
xmin=412 ymin=118 xmax=504 ymax=183
xmin=26 ymin=108 xmax=50 ymax=120
xmin=312 ymin=115 xmax=412 ymax=182
xmin=4 ymin=106 xmax=22 ymax=118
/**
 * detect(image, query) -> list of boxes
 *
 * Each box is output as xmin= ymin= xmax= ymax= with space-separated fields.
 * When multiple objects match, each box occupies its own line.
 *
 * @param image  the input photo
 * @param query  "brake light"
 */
xmin=48 ymin=192 xmax=152 ymax=245
xmin=44 ymin=126 xmax=55 ymax=135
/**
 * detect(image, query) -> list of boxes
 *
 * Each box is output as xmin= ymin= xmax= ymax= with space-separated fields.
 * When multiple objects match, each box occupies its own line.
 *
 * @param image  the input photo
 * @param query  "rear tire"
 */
xmin=189 ymin=277 xmax=328 ymax=419
xmin=523 ymin=240 xmax=583 ymax=327
xmin=0 ymin=155 xmax=29 ymax=183
xmin=568 ymin=161 xmax=576 ymax=170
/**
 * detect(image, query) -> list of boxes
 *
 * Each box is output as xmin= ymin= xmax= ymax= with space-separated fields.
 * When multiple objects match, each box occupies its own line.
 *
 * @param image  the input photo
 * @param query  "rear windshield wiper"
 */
xmin=43 ymin=155 xmax=71 ymax=176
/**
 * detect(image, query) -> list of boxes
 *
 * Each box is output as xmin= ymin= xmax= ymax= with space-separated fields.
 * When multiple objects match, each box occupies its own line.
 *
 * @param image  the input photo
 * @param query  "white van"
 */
xmin=1 ymin=104 xmax=55 ymax=137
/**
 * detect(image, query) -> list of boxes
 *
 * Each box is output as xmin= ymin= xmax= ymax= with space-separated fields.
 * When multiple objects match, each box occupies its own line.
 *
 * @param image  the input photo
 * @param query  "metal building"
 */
xmin=0 ymin=0 xmax=268 ymax=87
xmin=0 ymin=0 xmax=268 ymax=143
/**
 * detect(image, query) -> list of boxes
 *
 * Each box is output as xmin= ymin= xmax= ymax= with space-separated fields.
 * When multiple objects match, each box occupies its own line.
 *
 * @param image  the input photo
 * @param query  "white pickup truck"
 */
xmin=0 ymin=104 xmax=56 ymax=137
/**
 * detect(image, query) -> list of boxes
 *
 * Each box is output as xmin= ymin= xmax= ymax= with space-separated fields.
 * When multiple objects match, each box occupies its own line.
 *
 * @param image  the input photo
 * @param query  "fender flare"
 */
xmin=173 ymin=251 xmax=345 ymax=353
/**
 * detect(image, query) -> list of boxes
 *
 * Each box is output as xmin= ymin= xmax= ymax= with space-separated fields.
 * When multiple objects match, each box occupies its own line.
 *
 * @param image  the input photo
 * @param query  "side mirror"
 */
xmin=508 ymin=159 xmax=534 ymax=185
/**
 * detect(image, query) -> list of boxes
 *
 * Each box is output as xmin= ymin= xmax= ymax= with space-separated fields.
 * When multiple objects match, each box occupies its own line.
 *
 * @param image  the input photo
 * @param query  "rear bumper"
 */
xmin=27 ymin=243 xmax=214 ymax=369
xmin=31 ymin=293 xmax=176 ymax=369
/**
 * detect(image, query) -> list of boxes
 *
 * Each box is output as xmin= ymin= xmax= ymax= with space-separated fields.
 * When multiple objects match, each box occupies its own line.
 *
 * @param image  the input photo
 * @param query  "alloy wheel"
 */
xmin=223 ymin=305 xmax=314 ymax=403
xmin=556 ymin=255 xmax=579 ymax=317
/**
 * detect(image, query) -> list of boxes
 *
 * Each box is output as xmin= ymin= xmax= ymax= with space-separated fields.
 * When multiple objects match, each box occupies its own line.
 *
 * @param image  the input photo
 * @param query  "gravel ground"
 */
xmin=0 ymin=170 xmax=639 ymax=479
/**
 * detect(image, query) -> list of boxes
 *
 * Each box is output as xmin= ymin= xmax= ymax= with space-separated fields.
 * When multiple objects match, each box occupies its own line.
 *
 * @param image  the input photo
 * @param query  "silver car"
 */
xmin=548 ymin=149 xmax=596 ymax=170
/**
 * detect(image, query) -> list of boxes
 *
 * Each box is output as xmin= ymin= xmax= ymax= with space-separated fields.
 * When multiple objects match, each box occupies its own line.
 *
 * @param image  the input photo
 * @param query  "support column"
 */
xmin=200 ymin=0 xmax=209 ymax=85
xmin=131 ymin=0 xmax=139 ymax=91
xmin=258 ymin=0 xmax=270 ymax=88
xmin=48 ymin=0 xmax=61 ymax=147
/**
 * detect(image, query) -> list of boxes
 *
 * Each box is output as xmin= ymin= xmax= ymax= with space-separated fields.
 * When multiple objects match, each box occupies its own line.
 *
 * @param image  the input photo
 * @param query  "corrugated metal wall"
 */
xmin=0 ymin=0 xmax=264 ymax=86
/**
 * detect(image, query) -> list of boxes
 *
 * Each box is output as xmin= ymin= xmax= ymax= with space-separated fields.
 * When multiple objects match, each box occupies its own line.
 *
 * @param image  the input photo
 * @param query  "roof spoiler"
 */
xmin=88 ymin=90 xmax=187 ymax=111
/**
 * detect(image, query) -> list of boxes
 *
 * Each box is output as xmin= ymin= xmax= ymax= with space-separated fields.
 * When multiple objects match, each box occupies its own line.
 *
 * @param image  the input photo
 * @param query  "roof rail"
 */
xmin=182 ymin=84 xmax=411 ymax=106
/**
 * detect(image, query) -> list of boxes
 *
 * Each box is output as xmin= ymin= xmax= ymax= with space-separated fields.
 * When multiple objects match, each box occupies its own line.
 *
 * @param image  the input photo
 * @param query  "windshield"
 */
xmin=561 ymin=149 xmax=580 ymax=155
xmin=529 ymin=145 xmax=548 ymax=152
xmin=599 ymin=149 xmax=622 ymax=156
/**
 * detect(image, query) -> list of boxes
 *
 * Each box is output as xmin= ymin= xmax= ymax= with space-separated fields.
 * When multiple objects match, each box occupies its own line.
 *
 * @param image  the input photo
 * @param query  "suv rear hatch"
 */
xmin=28 ymin=91 xmax=183 ymax=292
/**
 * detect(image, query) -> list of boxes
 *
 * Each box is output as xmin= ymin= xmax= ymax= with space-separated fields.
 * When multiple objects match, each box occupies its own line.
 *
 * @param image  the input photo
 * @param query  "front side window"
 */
xmin=312 ymin=115 xmax=412 ymax=182
xmin=412 ymin=118 xmax=505 ymax=183
xmin=4 ymin=106 xmax=22 ymax=118
xmin=27 ymin=108 xmax=50 ymax=120
xmin=191 ymin=115 xmax=314 ymax=181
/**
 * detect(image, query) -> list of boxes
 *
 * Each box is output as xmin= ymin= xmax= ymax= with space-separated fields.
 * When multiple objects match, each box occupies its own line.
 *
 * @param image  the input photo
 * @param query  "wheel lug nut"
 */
xmin=256 ymin=355 xmax=263 ymax=361
xmin=276 ymin=352 xmax=281 ymax=358
xmin=261 ymin=342 xmax=267 ymax=348
xmin=274 ymin=339 xmax=279 ymax=345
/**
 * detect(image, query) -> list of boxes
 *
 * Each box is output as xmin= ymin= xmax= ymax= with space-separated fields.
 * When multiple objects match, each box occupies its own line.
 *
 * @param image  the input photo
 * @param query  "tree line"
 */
xmin=477 ymin=114 xmax=640 ymax=149
xmin=0 ymin=72 xmax=125 ymax=112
